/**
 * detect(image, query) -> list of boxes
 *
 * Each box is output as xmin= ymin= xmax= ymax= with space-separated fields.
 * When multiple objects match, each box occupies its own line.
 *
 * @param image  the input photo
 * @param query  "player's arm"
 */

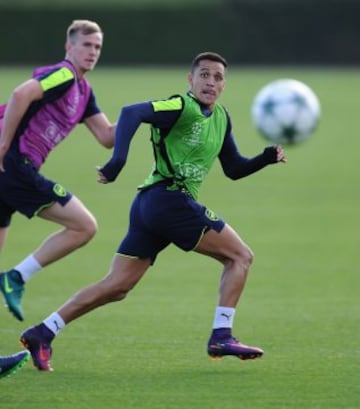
xmin=84 ymin=113 xmax=115 ymax=149
xmin=83 ymin=90 xmax=115 ymax=149
xmin=98 ymin=102 xmax=155 ymax=183
xmin=98 ymin=100 xmax=181 ymax=183
xmin=0 ymin=79 xmax=43 ymax=171
xmin=219 ymin=116 xmax=286 ymax=180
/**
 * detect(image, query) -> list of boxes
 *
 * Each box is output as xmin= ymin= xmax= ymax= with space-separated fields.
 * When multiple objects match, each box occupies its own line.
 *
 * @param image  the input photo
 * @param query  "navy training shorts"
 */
xmin=0 ymin=149 xmax=72 ymax=227
xmin=118 ymin=182 xmax=225 ymax=263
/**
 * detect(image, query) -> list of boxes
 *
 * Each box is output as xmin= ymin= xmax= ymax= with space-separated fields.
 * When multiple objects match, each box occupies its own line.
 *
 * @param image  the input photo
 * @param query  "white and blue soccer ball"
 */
xmin=251 ymin=79 xmax=321 ymax=145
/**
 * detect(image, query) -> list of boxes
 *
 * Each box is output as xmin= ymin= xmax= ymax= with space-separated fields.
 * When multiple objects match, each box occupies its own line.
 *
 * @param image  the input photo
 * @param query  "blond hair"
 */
xmin=66 ymin=20 xmax=103 ymax=43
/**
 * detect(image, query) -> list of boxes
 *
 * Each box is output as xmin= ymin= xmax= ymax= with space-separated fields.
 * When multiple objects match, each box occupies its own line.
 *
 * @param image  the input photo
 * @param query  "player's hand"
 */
xmin=275 ymin=145 xmax=287 ymax=163
xmin=96 ymin=166 xmax=109 ymax=184
xmin=263 ymin=145 xmax=287 ymax=164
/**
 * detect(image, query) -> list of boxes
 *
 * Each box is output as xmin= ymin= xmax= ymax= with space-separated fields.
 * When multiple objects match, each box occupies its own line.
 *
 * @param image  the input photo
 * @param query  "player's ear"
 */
xmin=65 ymin=41 xmax=71 ymax=53
xmin=187 ymin=72 xmax=193 ymax=86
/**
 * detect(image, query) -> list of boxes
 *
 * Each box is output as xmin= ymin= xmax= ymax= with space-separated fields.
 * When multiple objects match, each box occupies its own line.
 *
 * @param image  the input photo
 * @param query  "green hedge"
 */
xmin=0 ymin=3 xmax=359 ymax=65
xmin=0 ymin=0 xmax=217 ymax=9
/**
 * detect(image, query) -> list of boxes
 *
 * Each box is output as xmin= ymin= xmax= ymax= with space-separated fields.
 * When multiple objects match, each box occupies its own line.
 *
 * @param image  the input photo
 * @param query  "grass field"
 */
xmin=0 ymin=66 xmax=358 ymax=408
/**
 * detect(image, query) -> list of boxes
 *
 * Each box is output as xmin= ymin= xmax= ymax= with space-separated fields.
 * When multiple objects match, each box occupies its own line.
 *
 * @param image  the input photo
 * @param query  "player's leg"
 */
xmin=0 ymin=223 xmax=26 ymax=322
xmin=132 ymin=186 xmax=262 ymax=360
xmin=0 ymin=160 xmax=97 ymax=320
xmin=0 ymin=226 xmax=9 ymax=253
xmin=194 ymin=224 xmax=264 ymax=360
xmin=20 ymin=191 xmax=162 ymax=370
xmin=57 ymin=255 xmax=152 ymax=323
xmin=20 ymin=255 xmax=152 ymax=371
xmin=34 ymin=195 xmax=97 ymax=266
xmin=0 ymin=196 xmax=97 ymax=321
xmin=195 ymin=224 xmax=253 ymax=308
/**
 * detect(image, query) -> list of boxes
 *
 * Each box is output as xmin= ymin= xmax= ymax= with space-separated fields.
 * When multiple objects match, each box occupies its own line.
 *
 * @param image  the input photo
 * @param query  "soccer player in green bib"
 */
xmin=20 ymin=52 xmax=287 ymax=371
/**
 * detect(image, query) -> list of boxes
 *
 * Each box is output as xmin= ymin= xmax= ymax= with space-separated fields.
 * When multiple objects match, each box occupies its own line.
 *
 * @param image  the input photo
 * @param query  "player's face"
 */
xmin=188 ymin=60 xmax=226 ymax=108
xmin=66 ymin=32 xmax=103 ymax=76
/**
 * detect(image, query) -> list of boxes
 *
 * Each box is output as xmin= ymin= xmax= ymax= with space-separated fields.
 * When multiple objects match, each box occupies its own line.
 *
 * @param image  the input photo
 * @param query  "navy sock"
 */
xmin=212 ymin=328 xmax=231 ymax=339
xmin=38 ymin=323 xmax=55 ymax=342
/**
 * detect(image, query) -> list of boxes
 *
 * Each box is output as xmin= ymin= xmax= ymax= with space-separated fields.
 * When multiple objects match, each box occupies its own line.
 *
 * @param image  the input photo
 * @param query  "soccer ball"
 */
xmin=251 ymin=79 xmax=321 ymax=144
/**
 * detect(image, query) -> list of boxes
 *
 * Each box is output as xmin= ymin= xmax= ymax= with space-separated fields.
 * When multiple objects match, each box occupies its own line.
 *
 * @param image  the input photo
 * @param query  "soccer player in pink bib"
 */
xmin=0 ymin=20 xmax=114 ymax=321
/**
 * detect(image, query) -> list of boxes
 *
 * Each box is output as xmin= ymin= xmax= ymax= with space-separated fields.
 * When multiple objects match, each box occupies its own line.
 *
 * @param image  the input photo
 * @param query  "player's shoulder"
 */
xmin=151 ymin=94 xmax=184 ymax=112
xmin=33 ymin=61 xmax=75 ymax=86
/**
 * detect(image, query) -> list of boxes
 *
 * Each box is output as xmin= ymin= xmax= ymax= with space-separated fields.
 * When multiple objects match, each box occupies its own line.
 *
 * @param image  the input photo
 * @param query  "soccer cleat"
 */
xmin=20 ymin=325 xmax=54 ymax=371
xmin=207 ymin=329 xmax=264 ymax=361
xmin=0 ymin=270 xmax=25 ymax=321
xmin=0 ymin=350 xmax=30 ymax=379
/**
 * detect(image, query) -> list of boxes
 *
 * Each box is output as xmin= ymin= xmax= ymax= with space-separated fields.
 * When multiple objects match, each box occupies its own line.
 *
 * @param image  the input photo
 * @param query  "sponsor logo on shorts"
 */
xmin=53 ymin=184 xmax=67 ymax=197
xmin=205 ymin=208 xmax=219 ymax=221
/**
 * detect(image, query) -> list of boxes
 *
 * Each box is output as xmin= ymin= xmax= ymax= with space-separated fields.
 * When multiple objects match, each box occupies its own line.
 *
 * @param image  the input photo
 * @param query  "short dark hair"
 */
xmin=191 ymin=52 xmax=228 ymax=72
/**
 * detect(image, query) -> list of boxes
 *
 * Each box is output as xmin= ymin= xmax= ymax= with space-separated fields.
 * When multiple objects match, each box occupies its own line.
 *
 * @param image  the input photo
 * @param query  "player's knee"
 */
xmin=112 ymin=291 xmax=128 ymax=302
xmin=102 ymin=286 xmax=129 ymax=303
xmin=238 ymin=245 xmax=254 ymax=269
xmin=246 ymin=247 xmax=254 ymax=265
xmin=78 ymin=215 xmax=98 ymax=243
xmin=85 ymin=217 xmax=98 ymax=240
